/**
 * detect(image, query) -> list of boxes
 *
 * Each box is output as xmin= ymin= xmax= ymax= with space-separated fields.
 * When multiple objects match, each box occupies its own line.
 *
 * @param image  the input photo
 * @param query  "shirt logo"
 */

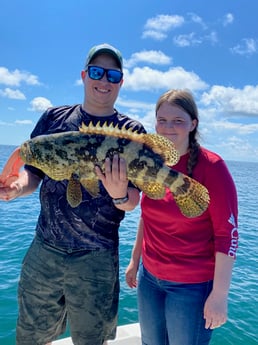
xmin=228 ymin=213 xmax=238 ymax=257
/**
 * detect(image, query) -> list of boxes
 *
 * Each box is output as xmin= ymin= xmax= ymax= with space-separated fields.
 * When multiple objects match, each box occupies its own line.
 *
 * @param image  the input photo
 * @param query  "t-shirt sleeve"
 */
xmin=205 ymin=159 xmax=238 ymax=258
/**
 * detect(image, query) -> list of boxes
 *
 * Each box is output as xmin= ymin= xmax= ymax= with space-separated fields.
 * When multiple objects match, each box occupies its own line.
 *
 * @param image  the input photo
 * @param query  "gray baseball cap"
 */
xmin=85 ymin=43 xmax=123 ymax=70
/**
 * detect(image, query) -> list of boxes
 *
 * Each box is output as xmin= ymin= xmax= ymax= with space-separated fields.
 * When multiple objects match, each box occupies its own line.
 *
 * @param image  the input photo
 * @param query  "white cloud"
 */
xmin=173 ymin=32 xmax=202 ymax=47
xmin=0 ymin=87 xmax=26 ymax=100
xmin=116 ymin=97 xmax=154 ymax=111
xmin=196 ymin=106 xmax=258 ymax=162
xmin=204 ymin=31 xmax=218 ymax=45
xmin=123 ymin=66 xmax=208 ymax=92
xmin=141 ymin=30 xmax=167 ymax=41
xmin=209 ymin=119 xmax=258 ymax=135
xmin=230 ymin=38 xmax=257 ymax=56
xmin=124 ymin=50 xmax=172 ymax=68
xmin=0 ymin=67 xmax=40 ymax=86
xmin=0 ymin=120 xmax=14 ymax=126
xmin=15 ymin=120 xmax=33 ymax=125
xmin=142 ymin=14 xmax=184 ymax=40
xmin=223 ymin=13 xmax=234 ymax=26
xmin=200 ymin=85 xmax=258 ymax=116
xmin=187 ymin=13 xmax=207 ymax=29
xmin=75 ymin=78 xmax=82 ymax=86
xmin=116 ymin=97 xmax=155 ymax=132
xmin=144 ymin=14 xmax=184 ymax=31
xmin=173 ymin=31 xmax=218 ymax=47
xmin=29 ymin=97 xmax=53 ymax=112
xmin=0 ymin=119 xmax=33 ymax=128
xmin=207 ymin=135 xmax=258 ymax=162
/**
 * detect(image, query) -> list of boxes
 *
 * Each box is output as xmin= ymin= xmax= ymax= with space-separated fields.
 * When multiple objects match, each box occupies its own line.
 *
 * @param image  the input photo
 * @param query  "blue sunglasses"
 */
xmin=87 ymin=65 xmax=123 ymax=84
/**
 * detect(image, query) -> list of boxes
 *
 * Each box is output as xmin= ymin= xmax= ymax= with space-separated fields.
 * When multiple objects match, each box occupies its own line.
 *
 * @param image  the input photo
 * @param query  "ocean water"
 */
xmin=0 ymin=144 xmax=257 ymax=345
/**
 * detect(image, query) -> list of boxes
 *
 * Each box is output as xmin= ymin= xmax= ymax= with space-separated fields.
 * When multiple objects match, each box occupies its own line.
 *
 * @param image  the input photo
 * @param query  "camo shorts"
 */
xmin=16 ymin=236 xmax=119 ymax=345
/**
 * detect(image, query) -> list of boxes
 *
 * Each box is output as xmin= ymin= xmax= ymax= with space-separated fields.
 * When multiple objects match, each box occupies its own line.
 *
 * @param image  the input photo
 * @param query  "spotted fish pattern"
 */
xmin=18 ymin=122 xmax=210 ymax=217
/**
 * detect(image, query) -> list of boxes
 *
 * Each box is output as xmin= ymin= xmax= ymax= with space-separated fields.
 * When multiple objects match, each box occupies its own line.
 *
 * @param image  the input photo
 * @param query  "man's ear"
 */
xmin=81 ymin=70 xmax=86 ymax=80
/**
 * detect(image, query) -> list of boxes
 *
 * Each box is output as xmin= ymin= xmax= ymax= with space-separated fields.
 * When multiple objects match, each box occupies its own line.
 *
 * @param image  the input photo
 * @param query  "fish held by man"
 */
xmin=0 ymin=122 xmax=210 ymax=217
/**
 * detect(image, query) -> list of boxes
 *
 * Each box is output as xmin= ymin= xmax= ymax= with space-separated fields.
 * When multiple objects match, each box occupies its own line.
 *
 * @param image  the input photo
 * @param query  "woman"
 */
xmin=126 ymin=89 xmax=238 ymax=345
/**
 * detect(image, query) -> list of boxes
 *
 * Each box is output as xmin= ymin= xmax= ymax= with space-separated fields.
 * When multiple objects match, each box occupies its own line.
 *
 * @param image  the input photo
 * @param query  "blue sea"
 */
xmin=0 ymin=144 xmax=257 ymax=345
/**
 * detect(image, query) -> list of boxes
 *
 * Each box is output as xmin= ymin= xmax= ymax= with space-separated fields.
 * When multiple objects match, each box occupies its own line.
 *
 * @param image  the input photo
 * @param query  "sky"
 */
xmin=0 ymin=0 xmax=258 ymax=162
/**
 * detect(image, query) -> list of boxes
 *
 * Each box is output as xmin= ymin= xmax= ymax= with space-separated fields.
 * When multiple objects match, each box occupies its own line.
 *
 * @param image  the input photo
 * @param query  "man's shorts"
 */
xmin=16 ymin=236 xmax=120 ymax=345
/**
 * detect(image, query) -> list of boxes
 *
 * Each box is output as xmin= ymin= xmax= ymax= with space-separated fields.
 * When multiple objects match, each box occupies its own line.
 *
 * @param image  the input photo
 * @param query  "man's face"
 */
xmin=81 ymin=53 xmax=123 ymax=112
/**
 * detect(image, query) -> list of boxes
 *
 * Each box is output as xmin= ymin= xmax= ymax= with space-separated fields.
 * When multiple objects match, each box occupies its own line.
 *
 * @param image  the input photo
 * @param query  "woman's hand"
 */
xmin=125 ymin=260 xmax=139 ymax=288
xmin=204 ymin=290 xmax=228 ymax=329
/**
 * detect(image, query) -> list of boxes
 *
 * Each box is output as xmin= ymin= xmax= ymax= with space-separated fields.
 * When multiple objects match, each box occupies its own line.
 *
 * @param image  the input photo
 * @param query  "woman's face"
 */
xmin=155 ymin=101 xmax=197 ymax=155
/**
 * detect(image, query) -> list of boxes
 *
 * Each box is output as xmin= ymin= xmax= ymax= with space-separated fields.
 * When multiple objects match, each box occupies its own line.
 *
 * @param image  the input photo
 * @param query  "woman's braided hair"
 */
xmin=155 ymin=89 xmax=200 ymax=177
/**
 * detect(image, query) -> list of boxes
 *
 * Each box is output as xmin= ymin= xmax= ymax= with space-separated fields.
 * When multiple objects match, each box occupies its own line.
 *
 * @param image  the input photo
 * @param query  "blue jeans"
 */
xmin=137 ymin=264 xmax=213 ymax=345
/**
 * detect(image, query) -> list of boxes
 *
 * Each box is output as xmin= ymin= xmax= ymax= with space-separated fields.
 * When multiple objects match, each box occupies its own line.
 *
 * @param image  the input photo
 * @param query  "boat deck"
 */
xmin=53 ymin=323 xmax=141 ymax=345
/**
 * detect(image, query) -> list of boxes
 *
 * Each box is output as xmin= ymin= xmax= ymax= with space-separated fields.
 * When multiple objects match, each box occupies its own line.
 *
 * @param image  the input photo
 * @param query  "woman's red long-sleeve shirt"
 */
xmin=141 ymin=147 xmax=238 ymax=283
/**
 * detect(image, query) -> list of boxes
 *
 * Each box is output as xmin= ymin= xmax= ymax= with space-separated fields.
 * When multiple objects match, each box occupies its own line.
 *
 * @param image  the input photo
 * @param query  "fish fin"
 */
xmin=49 ymin=167 xmax=72 ymax=181
xmin=67 ymin=174 xmax=82 ymax=208
xmin=143 ymin=133 xmax=180 ymax=166
xmin=80 ymin=178 xmax=100 ymax=197
xmin=80 ymin=121 xmax=145 ymax=142
xmin=171 ymin=175 xmax=210 ymax=218
xmin=136 ymin=181 xmax=166 ymax=199
xmin=0 ymin=147 xmax=24 ymax=186
xmin=80 ymin=122 xmax=179 ymax=166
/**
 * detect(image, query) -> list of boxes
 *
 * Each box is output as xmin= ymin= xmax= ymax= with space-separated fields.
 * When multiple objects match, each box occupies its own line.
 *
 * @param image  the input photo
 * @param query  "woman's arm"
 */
xmin=204 ymin=251 xmax=235 ymax=329
xmin=125 ymin=217 xmax=144 ymax=288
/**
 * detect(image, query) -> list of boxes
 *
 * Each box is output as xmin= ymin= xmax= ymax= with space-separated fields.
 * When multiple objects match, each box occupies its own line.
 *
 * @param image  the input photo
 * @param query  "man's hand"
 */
xmin=95 ymin=154 xmax=128 ymax=199
xmin=0 ymin=181 xmax=23 ymax=201
xmin=95 ymin=154 xmax=140 ymax=211
xmin=0 ymin=170 xmax=41 ymax=202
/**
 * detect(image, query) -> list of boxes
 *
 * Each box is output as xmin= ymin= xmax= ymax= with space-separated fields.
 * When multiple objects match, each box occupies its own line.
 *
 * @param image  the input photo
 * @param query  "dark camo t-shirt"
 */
xmin=26 ymin=104 xmax=146 ymax=251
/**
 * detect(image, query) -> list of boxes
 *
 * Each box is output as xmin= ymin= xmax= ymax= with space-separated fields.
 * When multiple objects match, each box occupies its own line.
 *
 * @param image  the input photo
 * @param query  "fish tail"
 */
xmin=0 ymin=147 xmax=24 ymax=187
xmin=168 ymin=171 xmax=210 ymax=217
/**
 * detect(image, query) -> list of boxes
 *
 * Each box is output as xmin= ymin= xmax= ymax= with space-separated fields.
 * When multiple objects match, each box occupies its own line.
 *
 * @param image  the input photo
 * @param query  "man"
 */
xmin=0 ymin=43 xmax=145 ymax=345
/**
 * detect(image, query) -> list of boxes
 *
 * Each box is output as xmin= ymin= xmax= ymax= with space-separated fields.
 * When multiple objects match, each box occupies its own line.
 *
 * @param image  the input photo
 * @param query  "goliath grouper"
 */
xmin=1 ymin=122 xmax=210 ymax=217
